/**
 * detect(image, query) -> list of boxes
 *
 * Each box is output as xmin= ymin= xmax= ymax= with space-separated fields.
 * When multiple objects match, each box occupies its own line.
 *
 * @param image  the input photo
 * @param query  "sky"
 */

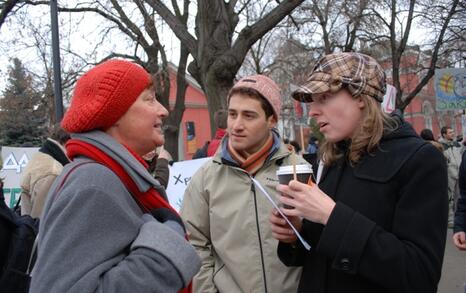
xmin=0 ymin=1 xmax=435 ymax=94
xmin=0 ymin=3 xmax=183 ymax=92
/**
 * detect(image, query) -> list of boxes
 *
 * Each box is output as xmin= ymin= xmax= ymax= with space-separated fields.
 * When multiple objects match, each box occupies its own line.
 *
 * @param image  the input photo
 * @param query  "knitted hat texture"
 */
xmin=61 ymin=59 xmax=150 ymax=133
xmin=230 ymin=75 xmax=282 ymax=119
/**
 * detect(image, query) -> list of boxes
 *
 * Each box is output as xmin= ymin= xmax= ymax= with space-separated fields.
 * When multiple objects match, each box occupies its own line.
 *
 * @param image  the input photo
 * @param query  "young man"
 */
xmin=180 ymin=75 xmax=308 ymax=293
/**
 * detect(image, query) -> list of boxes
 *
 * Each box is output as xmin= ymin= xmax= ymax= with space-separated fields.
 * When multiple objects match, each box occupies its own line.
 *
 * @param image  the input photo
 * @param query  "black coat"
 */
xmin=0 ymin=182 xmax=15 ymax=271
xmin=454 ymin=151 xmax=466 ymax=233
xmin=278 ymin=122 xmax=448 ymax=293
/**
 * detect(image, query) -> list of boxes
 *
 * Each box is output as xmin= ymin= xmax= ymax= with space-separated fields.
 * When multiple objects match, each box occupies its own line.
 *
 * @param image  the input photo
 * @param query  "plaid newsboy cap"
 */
xmin=292 ymin=52 xmax=386 ymax=103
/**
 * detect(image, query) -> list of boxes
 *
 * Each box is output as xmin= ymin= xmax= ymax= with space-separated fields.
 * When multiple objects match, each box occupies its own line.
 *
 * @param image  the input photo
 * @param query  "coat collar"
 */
xmin=320 ymin=122 xmax=427 ymax=183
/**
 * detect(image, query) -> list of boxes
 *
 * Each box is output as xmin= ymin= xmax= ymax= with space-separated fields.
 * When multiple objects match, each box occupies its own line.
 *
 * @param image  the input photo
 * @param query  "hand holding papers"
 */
xmin=251 ymin=178 xmax=311 ymax=250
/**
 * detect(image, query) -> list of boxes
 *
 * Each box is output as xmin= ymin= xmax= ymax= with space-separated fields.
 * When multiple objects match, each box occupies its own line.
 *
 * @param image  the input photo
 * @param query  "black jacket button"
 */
xmin=340 ymin=258 xmax=350 ymax=270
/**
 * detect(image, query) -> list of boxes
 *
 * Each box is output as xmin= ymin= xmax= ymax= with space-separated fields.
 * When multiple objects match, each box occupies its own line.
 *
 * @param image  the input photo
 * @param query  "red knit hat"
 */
xmin=229 ymin=75 xmax=282 ymax=120
xmin=61 ymin=59 xmax=151 ymax=133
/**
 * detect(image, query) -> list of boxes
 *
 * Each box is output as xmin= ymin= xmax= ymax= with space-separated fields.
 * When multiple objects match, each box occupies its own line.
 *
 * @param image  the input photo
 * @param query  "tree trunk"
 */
xmin=149 ymin=0 xmax=304 ymax=136
xmin=164 ymin=45 xmax=189 ymax=161
xmin=202 ymin=77 xmax=232 ymax=137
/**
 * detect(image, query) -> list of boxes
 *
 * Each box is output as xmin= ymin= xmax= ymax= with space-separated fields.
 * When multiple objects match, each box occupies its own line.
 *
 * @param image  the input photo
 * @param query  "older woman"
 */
xmin=269 ymin=52 xmax=448 ymax=293
xmin=30 ymin=59 xmax=200 ymax=293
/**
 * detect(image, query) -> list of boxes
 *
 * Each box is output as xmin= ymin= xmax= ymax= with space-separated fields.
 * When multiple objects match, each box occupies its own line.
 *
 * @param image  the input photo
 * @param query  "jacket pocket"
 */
xmin=213 ymin=263 xmax=242 ymax=293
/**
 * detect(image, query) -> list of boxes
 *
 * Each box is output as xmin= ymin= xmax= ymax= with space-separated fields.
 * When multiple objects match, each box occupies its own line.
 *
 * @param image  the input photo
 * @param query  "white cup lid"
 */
xmin=276 ymin=164 xmax=313 ymax=175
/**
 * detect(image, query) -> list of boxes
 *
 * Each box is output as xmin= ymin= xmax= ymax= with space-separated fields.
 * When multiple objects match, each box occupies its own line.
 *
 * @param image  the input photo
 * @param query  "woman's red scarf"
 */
xmin=66 ymin=139 xmax=192 ymax=293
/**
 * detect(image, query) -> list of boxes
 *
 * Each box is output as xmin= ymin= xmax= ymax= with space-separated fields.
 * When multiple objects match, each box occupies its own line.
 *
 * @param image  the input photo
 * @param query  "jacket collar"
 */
xmin=40 ymin=138 xmax=70 ymax=166
xmin=214 ymin=130 xmax=290 ymax=167
xmin=71 ymin=131 xmax=163 ymax=194
xmin=320 ymin=121 xmax=426 ymax=183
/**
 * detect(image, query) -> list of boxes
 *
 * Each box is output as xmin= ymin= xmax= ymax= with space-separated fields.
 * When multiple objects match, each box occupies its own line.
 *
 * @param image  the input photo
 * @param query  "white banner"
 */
xmin=1 ymin=146 xmax=39 ymax=208
xmin=166 ymin=157 xmax=210 ymax=211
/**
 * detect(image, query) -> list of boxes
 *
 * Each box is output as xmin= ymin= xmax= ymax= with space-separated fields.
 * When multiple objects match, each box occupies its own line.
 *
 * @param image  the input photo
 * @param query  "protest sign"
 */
xmin=166 ymin=157 xmax=210 ymax=211
xmin=1 ymin=146 xmax=39 ymax=208
xmin=435 ymin=68 xmax=466 ymax=111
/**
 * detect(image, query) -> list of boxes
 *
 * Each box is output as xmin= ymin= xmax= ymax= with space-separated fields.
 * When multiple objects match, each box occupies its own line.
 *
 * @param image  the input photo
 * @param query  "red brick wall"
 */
xmin=168 ymin=73 xmax=211 ymax=160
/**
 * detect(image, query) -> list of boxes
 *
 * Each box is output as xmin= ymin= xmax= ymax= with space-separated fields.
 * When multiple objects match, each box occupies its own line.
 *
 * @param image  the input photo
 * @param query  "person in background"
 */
xmin=192 ymin=140 xmax=210 ymax=159
xmin=207 ymin=109 xmax=228 ymax=156
xmin=270 ymin=52 xmax=448 ymax=293
xmin=303 ymin=136 xmax=319 ymax=173
xmin=289 ymin=140 xmax=302 ymax=155
xmin=306 ymin=136 xmax=319 ymax=155
xmin=30 ymin=59 xmax=200 ymax=293
xmin=181 ymin=74 xmax=308 ymax=293
xmin=144 ymin=146 xmax=173 ymax=189
xmin=439 ymin=126 xmax=465 ymax=226
xmin=20 ymin=124 xmax=70 ymax=218
xmin=453 ymin=151 xmax=466 ymax=251
xmin=419 ymin=128 xmax=444 ymax=152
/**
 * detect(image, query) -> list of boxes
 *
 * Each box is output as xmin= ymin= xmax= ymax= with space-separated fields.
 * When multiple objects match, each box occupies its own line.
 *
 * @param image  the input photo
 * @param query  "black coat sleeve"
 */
xmin=153 ymin=158 xmax=170 ymax=189
xmin=454 ymin=151 xmax=466 ymax=233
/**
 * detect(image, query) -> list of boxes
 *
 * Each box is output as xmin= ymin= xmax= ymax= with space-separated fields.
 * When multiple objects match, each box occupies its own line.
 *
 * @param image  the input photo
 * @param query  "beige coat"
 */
xmin=181 ymin=142 xmax=310 ymax=293
xmin=439 ymin=138 xmax=464 ymax=202
xmin=20 ymin=151 xmax=64 ymax=218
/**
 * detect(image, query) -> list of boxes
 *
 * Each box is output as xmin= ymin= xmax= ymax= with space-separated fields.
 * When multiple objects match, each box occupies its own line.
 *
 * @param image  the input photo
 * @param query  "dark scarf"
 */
xmin=66 ymin=138 xmax=192 ymax=293
xmin=39 ymin=139 xmax=70 ymax=166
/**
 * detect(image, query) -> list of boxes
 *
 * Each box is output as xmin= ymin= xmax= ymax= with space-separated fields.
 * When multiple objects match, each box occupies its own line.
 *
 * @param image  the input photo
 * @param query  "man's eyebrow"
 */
xmin=228 ymin=108 xmax=258 ymax=115
xmin=242 ymin=110 xmax=259 ymax=115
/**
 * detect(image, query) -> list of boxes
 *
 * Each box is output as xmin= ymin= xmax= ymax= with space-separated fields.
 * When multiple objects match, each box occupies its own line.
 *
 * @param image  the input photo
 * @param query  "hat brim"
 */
xmin=291 ymin=81 xmax=330 ymax=103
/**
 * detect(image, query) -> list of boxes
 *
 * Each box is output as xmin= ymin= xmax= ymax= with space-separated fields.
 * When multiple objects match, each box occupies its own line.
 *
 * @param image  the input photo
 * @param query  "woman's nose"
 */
xmin=157 ymin=102 xmax=169 ymax=118
xmin=309 ymin=103 xmax=320 ymax=118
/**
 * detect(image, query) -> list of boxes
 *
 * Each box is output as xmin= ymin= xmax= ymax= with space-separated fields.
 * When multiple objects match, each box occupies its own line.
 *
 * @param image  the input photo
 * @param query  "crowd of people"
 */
xmin=0 ymin=52 xmax=464 ymax=293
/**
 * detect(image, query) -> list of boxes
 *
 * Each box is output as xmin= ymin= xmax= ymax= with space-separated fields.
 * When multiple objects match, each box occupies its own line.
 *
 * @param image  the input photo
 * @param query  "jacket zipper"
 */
xmin=251 ymin=182 xmax=268 ymax=293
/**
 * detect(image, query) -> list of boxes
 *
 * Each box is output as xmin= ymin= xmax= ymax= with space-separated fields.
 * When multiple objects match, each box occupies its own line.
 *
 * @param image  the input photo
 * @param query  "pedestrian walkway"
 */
xmin=438 ymin=229 xmax=466 ymax=293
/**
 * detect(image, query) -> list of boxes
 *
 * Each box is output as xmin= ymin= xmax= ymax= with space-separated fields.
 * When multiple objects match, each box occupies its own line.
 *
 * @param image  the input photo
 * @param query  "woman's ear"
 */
xmin=357 ymin=96 xmax=365 ymax=109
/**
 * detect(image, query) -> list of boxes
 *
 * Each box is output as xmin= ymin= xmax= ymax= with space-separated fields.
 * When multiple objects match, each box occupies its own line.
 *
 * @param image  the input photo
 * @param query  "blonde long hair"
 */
xmin=319 ymin=94 xmax=399 ymax=166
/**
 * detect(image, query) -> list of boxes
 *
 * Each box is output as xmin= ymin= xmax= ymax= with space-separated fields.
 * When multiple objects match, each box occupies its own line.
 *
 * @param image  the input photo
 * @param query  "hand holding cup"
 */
xmin=276 ymin=164 xmax=313 ymax=209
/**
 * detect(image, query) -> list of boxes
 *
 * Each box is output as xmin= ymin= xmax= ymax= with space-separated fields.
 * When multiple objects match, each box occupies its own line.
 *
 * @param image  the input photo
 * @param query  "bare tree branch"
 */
xmin=400 ymin=0 xmax=461 ymax=109
xmin=145 ymin=0 xmax=197 ymax=55
xmin=0 ymin=0 xmax=20 ymax=28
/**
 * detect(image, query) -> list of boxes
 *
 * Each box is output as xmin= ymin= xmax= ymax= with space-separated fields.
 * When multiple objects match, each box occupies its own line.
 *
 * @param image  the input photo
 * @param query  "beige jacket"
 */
xmin=181 ymin=141 xmax=310 ymax=293
xmin=20 ymin=151 xmax=64 ymax=218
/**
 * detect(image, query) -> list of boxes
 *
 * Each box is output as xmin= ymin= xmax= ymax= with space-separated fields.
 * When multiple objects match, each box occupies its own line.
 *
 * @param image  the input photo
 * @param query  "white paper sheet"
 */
xmin=251 ymin=178 xmax=311 ymax=251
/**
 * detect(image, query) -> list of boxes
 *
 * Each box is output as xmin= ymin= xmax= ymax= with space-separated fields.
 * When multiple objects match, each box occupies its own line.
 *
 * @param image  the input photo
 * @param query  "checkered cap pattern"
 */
xmin=230 ymin=74 xmax=282 ymax=119
xmin=292 ymin=52 xmax=386 ymax=103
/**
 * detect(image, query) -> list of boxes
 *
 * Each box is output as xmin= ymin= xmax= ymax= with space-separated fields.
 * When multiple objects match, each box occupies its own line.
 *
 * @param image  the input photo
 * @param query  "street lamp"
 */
xmin=50 ymin=0 xmax=64 ymax=122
